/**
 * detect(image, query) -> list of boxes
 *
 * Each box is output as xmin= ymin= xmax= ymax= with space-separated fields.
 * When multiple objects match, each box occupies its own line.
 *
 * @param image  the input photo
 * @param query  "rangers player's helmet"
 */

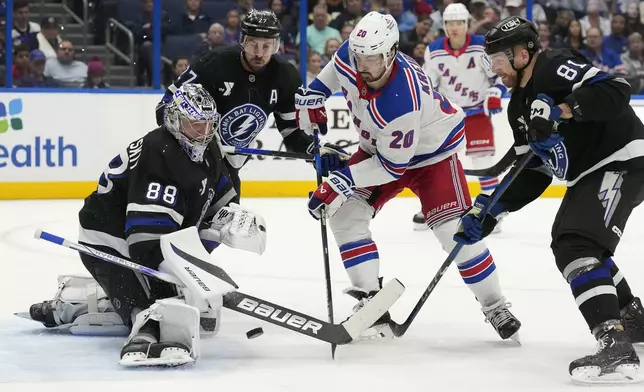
xmin=349 ymin=12 xmax=399 ymax=65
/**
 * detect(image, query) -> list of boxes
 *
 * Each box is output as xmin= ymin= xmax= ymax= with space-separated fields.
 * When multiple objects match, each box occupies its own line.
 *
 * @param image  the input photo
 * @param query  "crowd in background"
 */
xmin=1 ymin=0 xmax=644 ymax=93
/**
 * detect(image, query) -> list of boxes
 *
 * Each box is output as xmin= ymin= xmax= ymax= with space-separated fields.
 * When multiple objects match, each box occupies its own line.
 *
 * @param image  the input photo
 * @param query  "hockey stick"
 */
xmin=310 ymin=127 xmax=337 ymax=358
xmin=389 ymin=151 xmax=536 ymax=337
xmin=464 ymin=146 xmax=517 ymax=177
xmin=34 ymin=229 xmax=405 ymax=346
xmin=219 ymin=142 xmax=356 ymax=162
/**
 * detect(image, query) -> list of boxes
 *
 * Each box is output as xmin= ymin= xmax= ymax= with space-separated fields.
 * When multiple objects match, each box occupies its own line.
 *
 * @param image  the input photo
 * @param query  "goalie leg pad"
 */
xmin=20 ymin=274 xmax=128 ymax=336
xmin=119 ymin=298 xmax=200 ymax=367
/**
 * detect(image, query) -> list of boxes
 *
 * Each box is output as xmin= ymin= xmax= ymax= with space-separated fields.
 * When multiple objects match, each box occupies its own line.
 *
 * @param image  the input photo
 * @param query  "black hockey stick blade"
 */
xmin=464 ymin=147 xmax=517 ymax=177
xmin=388 ymin=152 xmax=536 ymax=337
xmin=223 ymin=279 xmax=405 ymax=345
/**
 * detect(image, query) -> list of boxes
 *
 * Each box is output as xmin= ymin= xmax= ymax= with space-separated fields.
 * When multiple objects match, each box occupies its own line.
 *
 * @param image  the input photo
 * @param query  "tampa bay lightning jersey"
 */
xmin=507 ymin=49 xmax=644 ymax=187
xmin=157 ymin=46 xmax=302 ymax=169
xmin=307 ymin=41 xmax=465 ymax=188
xmin=423 ymin=35 xmax=503 ymax=111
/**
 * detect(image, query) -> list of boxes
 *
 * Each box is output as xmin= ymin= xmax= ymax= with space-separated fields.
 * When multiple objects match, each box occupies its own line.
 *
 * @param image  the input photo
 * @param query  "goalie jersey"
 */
xmin=78 ymin=128 xmax=236 ymax=269
xmin=307 ymin=41 xmax=465 ymax=188
xmin=424 ymin=35 xmax=504 ymax=111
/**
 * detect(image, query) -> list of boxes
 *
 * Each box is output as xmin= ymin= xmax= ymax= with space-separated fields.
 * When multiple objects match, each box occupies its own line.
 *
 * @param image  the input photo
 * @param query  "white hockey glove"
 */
xmin=483 ymin=86 xmax=503 ymax=117
xmin=199 ymin=203 xmax=267 ymax=255
xmin=295 ymin=86 xmax=328 ymax=135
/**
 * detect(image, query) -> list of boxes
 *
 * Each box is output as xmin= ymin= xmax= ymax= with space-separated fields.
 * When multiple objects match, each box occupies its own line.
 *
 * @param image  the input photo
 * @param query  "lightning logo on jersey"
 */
xmin=219 ymin=104 xmax=268 ymax=147
xmin=598 ymin=171 xmax=624 ymax=227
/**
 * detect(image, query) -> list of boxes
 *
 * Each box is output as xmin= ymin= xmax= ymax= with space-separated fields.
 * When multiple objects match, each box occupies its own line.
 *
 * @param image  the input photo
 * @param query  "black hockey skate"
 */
xmin=345 ymin=282 xmax=393 ymax=338
xmin=412 ymin=211 xmax=429 ymax=231
xmin=569 ymin=322 xmax=641 ymax=384
xmin=622 ymin=297 xmax=644 ymax=344
xmin=28 ymin=301 xmax=58 ymax=327
xmin=482 ymin=298 xmax=521 ymax=341
xmin=119 ymin=321 xmax=193 ymax=367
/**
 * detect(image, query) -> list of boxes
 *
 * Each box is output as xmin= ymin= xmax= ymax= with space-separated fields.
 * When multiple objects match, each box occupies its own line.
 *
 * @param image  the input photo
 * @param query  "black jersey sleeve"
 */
xmin=156 ymin=51 xmax=220 ymax=125
xmin=535 ymin=51 xmax=631 ymax=123
xmin=498 ymin=156 xmax=554 ymax=212
xmin=124 ymin=144 xmax=187 ymax=269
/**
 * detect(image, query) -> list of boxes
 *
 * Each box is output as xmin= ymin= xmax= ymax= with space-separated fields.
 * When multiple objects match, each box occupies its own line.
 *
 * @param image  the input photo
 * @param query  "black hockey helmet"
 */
xmin=485 ymin=16 xmax=539 ymax=55
xmin=484 ymin=16 xmax=539 ymax=73
xmin=241 ymin=9 xmax=281 ymax=39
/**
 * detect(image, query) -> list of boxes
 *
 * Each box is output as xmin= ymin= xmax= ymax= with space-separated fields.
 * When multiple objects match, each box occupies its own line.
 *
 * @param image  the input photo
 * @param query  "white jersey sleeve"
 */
xmin=349 ymin=112 xmax=422 ymax=188
xmin=307 ymin=53 xmax=342 ymax=97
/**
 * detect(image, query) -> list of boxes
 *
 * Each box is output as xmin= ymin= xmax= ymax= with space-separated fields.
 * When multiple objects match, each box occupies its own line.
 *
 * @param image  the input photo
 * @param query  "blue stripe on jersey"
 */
xmin=408 ymin=120 xmax=465 ymax=166
xmin=428 ymin=37 xmax=446 ymax=52
xmin=570 ymin=267 xmax=612 ymax=290
xmin=368 ymin=55 xmax=419 ymax=125
xmin=469 ymin=35 xmax=486 ymax=45
xmin=603 ymin=257 xmax=616 ymax=269
xmin=215 ymin=175 xmax=229 ymax=193
xmin=309 ymin=78 xmax=332 ymax=97
xmin=589 ymin=73 xmax=611 ymax=85
xmin=125 ymin=217 xmax=178 ymax=231
xmin=377 ymin=151 xmax=409 ymax=179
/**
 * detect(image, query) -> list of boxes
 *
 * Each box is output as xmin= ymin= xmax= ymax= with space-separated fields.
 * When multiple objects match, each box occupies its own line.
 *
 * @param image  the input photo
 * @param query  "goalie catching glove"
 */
xmin=199 ymin=203 xmax=267 ymax=255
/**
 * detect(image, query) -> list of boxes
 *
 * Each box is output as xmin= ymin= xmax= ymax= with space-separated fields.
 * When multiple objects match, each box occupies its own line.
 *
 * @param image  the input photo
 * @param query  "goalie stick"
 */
xmin=34 ymin=229 xmax=405 ymax=346
xmin=464 ymin=146 xmax=517 ymax=177
xmin=388 ymin=151 xmax=536 ymax=337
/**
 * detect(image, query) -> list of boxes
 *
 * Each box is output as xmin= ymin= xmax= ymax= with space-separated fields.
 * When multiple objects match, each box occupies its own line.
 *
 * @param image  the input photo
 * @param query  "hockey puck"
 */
xmin=246 ymin=327 xmax=264 ymax=339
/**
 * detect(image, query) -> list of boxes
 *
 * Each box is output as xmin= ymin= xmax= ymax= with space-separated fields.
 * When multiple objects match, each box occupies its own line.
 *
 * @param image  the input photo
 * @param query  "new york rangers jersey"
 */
xmin=307 ymin=41 xmax=466 ymax=189
xmin=424 ymin=35 xmax=503 ymax=111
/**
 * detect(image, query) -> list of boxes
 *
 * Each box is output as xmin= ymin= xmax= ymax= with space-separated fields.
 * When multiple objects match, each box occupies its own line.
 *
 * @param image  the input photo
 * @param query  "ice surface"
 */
xmin=1 ymin=198 xmax=643 ymax=391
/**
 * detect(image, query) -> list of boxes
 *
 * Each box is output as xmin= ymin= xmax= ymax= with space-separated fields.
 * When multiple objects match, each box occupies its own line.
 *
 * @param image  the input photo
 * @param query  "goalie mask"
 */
xmin=164 ymin=84 xmax=221 ymax=163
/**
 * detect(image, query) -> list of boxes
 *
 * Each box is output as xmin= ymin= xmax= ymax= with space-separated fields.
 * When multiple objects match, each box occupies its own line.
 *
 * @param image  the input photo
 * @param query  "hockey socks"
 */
xmin=457 ymin=249 xmax=499 ymax=306
xmin=603 ymin=258 xmax=635 ymax=310
xmin=339 ymin=239 xmax=381 ymax=292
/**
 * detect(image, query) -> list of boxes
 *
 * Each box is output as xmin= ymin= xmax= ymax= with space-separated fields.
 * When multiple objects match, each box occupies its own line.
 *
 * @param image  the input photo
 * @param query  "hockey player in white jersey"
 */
xmin=295 ymin=11 xmax=521 ymax=340
xmin=412 ymin=3 xmax=507 ymax=231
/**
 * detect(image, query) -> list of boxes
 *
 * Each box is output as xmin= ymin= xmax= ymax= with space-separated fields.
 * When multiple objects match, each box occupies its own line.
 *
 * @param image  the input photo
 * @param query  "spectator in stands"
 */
xmin=322 ymin=37 xmax=340 ymax=66
xmin=225 ymin=10 xmax=241 ymax=46
xmin=605 ymin=14 xmax=629 ymax=54
xmin=170 ymin=0 xmax=212 ymax=36
xmin=12 ymin=45 xmax=30 ymax=81
xmin=238 ymin=0 xmax=255 ymax=17
xmin=330 ymin=0 xmax=363 ymax=30
xmin=36 ymin=17 xmax=62 ymax=60
xmin=306 ymin=51 xmax=322 ymax=84
xmin=196 ymin=23 xmax=226 ymax=57
xmin=297 ymin=4 xmax=342 ymax=55
xmin=550 ymin=9 xmax=575 ymax=46
xmin=538 ymin=22 xmax=551 ymax=50
xmin=581 ymin=27 xmax=626 ymax=74
xmin=580 ymin=0 xmax=611 ymax=38
xmin=386 ymin=0 xmax=417 ymax=32
xmin=401 ymin=16 xmax=432 ymax=54
xmin=502 ymin=0 xmax=547 ymax=24
xmin=340 ymin=22 xmax=355 ymax=42
xmin=469 ymin=4 xmax=500 ymax=35
xmin=15 ymin=49 xmax=58 ymax=88
xmin=269 ymin=0 xmax=297 ymax=52
xmin=626 ymin=2 xmax=644 ymax=36
xmin=412 ymin=42 xmax=426 ymax=66
xmin=554 ymin=19 xmax=586 ymax=51
xmin=82 ymin=57 xmax=110 ymax=89
xmin=128 ymin=0 xmax=170 ymax=45
xmin=12 ymin=0 xmax=40 ymax=50
xmin=429 ymin=0 xmax=452 ymax=36
xmin=174 ymin=57 xmax=190 ymax=78
xmin=44 ymin=41 xmax=88 ymax=86
xmin=621 ymin=32 xmax=644 ymax=93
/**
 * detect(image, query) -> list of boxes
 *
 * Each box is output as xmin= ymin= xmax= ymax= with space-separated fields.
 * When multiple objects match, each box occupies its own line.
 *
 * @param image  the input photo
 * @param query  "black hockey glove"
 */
xmin=308 ymin=143 xmax=351 ymax=176
xmin=454 ymin=194 xmax=506 ymax=245
xmin=527 ymin=94 xmax=564 ymax=162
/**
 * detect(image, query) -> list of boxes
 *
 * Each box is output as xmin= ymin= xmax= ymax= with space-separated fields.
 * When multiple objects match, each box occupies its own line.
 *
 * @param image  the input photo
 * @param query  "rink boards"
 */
xmin=0 ymin=90 xmax=642 ymax=200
